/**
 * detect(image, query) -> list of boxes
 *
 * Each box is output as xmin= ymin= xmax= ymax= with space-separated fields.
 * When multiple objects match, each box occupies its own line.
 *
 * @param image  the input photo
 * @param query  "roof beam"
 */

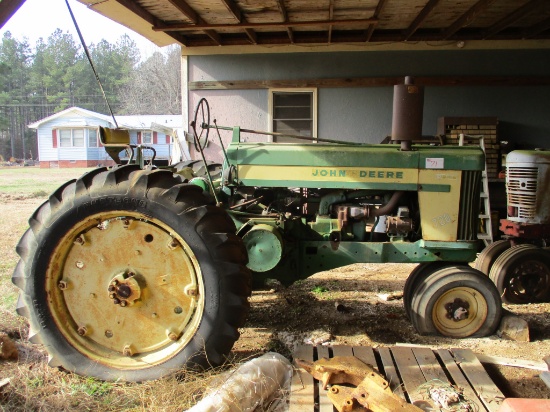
xmin=442 ymin=0 xmax=496 ymax=40
xmin=404 ymin=0 xmax=442 ymax=41
xmin=155 ymin=17 xmax=379 ymax=32
xmin=219 ymin=0 xmax=242 ymax=22
xmin=522 ymin=16 xmax=550 ymax=38
xmin=484 ymin=0 xmax=546 ymax=39
xmin=166 ymin=0 xmax=221 ymax=45
xmin=365 ymin=0 xmax=389 ymax=42
xmin=0 ymin=0 xmax=26 ymax=29
xmin=115 ymin=0 xmax=188 ymax=46
xmin=328 ymin=0 xmax=334 ymax=43
xmin=220 ymin=0 xmax=257 ymax=44
xmin=276 ymin=0 xmax=294 ymax=44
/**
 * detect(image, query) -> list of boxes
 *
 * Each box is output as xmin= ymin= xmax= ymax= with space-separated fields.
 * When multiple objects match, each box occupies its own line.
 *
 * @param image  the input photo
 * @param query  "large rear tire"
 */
xmin=12 ymin=165 xmax=250 ymax=381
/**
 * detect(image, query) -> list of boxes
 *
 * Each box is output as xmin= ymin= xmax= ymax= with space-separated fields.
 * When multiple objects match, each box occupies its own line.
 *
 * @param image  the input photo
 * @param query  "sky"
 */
xmin=0 ymin=0 xmax=162 ymax=59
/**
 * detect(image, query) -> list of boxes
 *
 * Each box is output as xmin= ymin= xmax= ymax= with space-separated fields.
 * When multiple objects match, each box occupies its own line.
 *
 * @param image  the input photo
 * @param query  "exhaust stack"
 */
xmin=391 ymin=76 xmax=424 ymax=151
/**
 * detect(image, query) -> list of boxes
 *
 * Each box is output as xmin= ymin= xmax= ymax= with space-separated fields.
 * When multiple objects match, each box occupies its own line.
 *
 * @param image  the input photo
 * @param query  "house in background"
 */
xmin=28 ymin=107 xmax=183 ymax=168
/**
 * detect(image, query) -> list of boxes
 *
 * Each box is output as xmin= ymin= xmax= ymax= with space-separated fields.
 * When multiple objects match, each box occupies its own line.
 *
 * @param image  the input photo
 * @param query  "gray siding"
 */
xmin=189 ymin=49 xmax=550 ymax=149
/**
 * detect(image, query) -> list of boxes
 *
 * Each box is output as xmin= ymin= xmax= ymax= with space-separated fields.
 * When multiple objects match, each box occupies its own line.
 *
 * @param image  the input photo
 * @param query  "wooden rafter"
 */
xmin=114 ymin=0 xmax=188 ymax=45
xmin=166 ymin=0 xmax=221 ymax=45
xmin=484 ymin=0 xmax=546 ymax=39
xmin=365 ymin=0 xmax=389 ymax=42
xmin=0 ymin=0 xmax=25 ymax=29
xmin=328 ymin=0 xmax=334 ymax=44
xmin=404 ymin=0 xmax=442 ymax=41
xmin=276 ymin=0 xmax=294 ymax=44
xmin=220 ymin=0 xmax=257 ymax=44
xmin=523 ymin=16 xmax=550 ymax=38
xmin=154 ymin=18 xmax=378 ymax=32
xmin=442 ymin=0 xmax=496 ymax=40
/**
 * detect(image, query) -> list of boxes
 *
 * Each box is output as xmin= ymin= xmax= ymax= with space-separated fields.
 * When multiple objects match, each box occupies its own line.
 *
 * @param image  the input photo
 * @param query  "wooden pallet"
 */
xmin=289 ymin=345 xmax=505 ymax=412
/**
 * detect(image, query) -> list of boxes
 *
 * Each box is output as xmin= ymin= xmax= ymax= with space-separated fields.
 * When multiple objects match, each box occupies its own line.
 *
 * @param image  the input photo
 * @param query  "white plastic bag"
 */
xmin=186 ymin=352 xmax=293 ymax=412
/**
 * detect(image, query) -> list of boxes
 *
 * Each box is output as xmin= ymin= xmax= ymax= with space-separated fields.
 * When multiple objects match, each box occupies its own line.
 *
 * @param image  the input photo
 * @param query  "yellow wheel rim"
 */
xmin=45 ymin=212 xmax=204 ymax=370
xmin=432 ymin=287 xmax=488 ymax=338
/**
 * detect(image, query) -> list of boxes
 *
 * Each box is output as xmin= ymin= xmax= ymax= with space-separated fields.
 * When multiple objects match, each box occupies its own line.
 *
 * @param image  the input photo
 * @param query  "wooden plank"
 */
xmin=391 ymin=346 xmax=428 ymax=405
xmin=378 ymin=346 xmax=406 ymax=400
xmin=540 ymin=371 xmax=550 ymax=390
xmin=189 ymin=76 xmax=550 ymax=90
xmin=412 ymin=346 xmax=450 ymax=383
xmin=316 ymin=345 xmax=334 ymax=412
xmin=476 ymin=354 xmax=548 ymax=371
xmin=436 ymin=349 xmax=488 ymax=412
xmin=353 ymin=346 xmax=378 ymax=370
xmin=289 ymin=345 xmax=315 ymax=412
xmin=317 ymin=345 xmax=330 ymax=360
xmin=451 ymin=348 xmax=505 ymax=412
xmin=331 ymin=345 xmax=354 ymax=357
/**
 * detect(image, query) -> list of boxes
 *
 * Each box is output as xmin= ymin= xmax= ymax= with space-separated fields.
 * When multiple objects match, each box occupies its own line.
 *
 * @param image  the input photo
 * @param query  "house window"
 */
xmin=142 ymin=131 xmax=152 ymax=144
xmin=58 ymin=128 xmax=85 ymax=147
xmin=270 ymin=89 xmax=317 ymax=143
xmin=88 ymin=129 xmax=98 ymax=147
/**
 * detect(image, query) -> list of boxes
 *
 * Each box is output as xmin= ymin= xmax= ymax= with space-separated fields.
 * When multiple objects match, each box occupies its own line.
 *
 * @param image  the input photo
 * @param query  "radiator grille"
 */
xmin=507 ymin=166 xmax=538 ymax=220
xmin=458 ymin=170 xmax=481 ymax=241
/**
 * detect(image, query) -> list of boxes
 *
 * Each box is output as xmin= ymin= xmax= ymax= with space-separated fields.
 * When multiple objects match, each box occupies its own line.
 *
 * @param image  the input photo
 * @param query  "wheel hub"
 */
xmin=47 ymin=213 xmax=205 ymax=368
xmin=108 ymin=272 xmax=141 ymax=307
xmin=444 ymin=298 xmax=470 ymax=321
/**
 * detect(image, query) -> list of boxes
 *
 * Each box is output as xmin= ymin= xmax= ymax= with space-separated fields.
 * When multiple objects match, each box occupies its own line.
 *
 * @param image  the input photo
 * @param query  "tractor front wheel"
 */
xmin=410 ymin=266 xmax=502 ymax=338
xmin=12 ymin=165 xmax=250 ymax=381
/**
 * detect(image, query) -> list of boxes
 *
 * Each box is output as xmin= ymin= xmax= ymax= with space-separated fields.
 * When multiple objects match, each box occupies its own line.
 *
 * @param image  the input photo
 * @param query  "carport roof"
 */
xmin=76 ymin=0 xmax=550 ymax=54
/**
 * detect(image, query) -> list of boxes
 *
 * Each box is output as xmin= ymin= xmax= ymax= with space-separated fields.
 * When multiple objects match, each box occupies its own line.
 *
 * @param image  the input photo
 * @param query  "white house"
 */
xmin=28 ymin=107 xmax=184 ymax=168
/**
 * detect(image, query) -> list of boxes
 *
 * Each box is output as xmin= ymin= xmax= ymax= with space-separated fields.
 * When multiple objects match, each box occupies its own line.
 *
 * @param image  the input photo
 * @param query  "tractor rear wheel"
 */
xmin=489 ymin=244 xmax=550 ymax=304
xmin=12 ymin=165 xmax=250 ymax=381
xmin=410 ymin=266 xmax=502 ymax=338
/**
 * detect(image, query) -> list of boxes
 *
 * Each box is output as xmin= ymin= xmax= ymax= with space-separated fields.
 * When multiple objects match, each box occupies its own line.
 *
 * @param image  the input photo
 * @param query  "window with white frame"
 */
xmin=142 ymin=131 xmax=152 ymax=144
xmin=270 ymin=89 xmax=317 ymax=143
xmin=88 ymin=128 xmax=98 ymax=147
xmin=59 ymin=128 xmax=85 ymax=147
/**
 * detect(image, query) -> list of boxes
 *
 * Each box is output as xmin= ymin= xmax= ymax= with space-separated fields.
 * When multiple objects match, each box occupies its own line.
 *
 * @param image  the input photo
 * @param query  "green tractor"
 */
xmin=13 ymin=78 xmax=502 ymax=381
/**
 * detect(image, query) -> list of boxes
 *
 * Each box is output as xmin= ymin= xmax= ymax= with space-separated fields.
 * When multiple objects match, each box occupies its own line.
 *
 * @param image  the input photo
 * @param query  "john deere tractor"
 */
xmin=13 ymin=78 xmax=503 ymax=381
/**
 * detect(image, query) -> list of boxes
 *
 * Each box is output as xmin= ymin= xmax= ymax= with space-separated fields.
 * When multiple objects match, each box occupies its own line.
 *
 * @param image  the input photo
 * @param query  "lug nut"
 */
xmin=120 ymin=300 xmax=127 ymax=307
xmin=168 ymin=332 xmax=179 ymax=341
xmin=123 ymin=345 xmax=134 ymax=356
xmin=58 ymin=281 xmax=68 ymax=290
xmin=185 ymin=286 xmax=198 ymax=296
xmin=77 ymin=326 xmax=87 ymax=336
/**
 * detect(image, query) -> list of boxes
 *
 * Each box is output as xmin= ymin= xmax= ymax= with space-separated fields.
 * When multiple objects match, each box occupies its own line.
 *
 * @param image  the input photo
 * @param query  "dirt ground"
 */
xmin=1 ymin=174 xmax=549 ymax=407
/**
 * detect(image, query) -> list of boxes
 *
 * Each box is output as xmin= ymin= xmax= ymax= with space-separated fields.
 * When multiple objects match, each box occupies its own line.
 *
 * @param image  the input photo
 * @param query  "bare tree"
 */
xmin=120 ymin=45 xmax=181 ymax=115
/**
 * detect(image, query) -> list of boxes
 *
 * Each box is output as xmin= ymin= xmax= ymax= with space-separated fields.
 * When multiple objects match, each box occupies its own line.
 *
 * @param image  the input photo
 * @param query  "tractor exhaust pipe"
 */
xmin=391 ymin=76 xmax=424 ymax=151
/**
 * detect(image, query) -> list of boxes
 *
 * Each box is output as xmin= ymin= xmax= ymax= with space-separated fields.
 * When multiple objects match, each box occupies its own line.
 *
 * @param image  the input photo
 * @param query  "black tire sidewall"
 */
xmin=414 ymin=271 xmax=501 ymax=338
xmin=24 ymin=180 xmax=238 ymax=381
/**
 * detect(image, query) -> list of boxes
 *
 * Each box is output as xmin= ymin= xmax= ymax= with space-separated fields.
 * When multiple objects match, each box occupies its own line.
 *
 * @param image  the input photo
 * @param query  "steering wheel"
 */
xmin=191 ymin=98 xmax=210 ymax=151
